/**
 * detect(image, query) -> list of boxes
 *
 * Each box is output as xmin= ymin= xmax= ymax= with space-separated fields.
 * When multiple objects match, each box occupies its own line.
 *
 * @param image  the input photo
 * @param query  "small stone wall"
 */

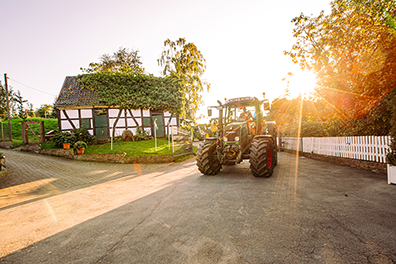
xmin=73 ymin=153 xmax=127 ymax=163
xmin=124 ymin=155 xmax=174 ymax=164
xmin=39 ymin=148 xmax=75 ymax=159
xmin=20 ymin=143 xmax=41 ymax=152
xmin=283 ymin=149 xmax=387 ymax=174
xmin=0 ymin=141 xmax=13 ymax=149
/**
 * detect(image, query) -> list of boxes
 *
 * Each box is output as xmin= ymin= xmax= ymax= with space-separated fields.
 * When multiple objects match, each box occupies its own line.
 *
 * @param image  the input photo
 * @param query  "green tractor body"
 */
xmin=196 ymin=96 xmax=278 ymax=177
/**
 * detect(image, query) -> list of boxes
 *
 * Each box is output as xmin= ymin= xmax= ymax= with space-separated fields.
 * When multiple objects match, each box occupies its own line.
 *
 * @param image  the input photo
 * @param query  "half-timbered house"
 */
xmin=55 ymin=76 xmax=179 ymax=141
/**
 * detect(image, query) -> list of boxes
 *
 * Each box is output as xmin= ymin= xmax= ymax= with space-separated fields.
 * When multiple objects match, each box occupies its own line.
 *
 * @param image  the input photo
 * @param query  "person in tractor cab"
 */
xmin=238 ymin=107 xmax=253 ymax=121
xmin=238 ymin=107 xmax=255 ymax=133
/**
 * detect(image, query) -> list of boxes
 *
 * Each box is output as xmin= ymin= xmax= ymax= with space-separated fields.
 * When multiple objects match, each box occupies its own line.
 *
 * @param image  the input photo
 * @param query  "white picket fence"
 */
xmin=282 ymin=136 xmax=391 ymax=163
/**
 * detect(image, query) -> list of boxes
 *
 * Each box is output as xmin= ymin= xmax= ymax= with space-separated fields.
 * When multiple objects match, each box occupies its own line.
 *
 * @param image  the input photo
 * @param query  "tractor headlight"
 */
xmin=235 ymin=136 xmax=240 ymax=141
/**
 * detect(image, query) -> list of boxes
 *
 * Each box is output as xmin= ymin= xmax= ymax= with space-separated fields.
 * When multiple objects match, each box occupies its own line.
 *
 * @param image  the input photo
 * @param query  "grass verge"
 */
xmin=41 ymin=139 xmax=198 ymax=159
xmin=85 ymin=139 xmax=173 ymax=157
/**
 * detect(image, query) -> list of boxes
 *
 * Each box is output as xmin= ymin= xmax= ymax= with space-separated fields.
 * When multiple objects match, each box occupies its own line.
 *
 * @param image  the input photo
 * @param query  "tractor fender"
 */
xmin=265 ymin=121 xmax=277 ymax=137
xmin=253 ymin=135 xmax=273 ymax=140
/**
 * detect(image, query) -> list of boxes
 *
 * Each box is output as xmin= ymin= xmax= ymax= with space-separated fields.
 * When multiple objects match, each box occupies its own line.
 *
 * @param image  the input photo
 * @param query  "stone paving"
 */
xmin=0 ymin=148 xmax=396 ymax=263
xmin=0 ymin=149 xmax=175 ymax=210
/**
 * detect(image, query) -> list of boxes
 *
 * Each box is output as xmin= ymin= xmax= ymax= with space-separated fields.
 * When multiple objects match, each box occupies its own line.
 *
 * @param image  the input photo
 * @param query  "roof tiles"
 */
xmin=55 ymin=76 xmax=101 ymax=108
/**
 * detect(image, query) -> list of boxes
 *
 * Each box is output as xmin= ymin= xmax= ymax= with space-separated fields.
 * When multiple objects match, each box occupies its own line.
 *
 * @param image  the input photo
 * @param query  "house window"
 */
xmin=143 ymin=117 xmax=151 ymax=127
xmin=81 ymin=118 xmax=91 ymax=129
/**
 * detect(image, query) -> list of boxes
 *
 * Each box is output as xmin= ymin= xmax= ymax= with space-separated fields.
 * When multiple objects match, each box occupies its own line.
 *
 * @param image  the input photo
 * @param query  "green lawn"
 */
xmin=85 ymin=139 xmax=173 ymax=157
xmin=41 ymin=138 xmax=197 ymax=159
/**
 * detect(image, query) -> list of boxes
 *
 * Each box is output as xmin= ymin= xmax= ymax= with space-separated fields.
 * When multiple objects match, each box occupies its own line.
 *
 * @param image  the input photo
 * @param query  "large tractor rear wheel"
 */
xmin=196 ymin=141 xmax=222 ymax=175
xmin=249 ymin=138 xmax=275 ymax=177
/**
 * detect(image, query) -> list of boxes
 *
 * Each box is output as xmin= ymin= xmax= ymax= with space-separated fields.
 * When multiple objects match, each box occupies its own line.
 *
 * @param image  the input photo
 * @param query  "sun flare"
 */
xmin=287 ymin=70 xmax=317 ymax=98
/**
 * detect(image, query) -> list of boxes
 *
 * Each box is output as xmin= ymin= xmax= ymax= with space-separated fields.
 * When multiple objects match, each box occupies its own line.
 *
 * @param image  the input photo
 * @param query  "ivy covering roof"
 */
xmin=55 ymin=73 xmax=184 ymax=114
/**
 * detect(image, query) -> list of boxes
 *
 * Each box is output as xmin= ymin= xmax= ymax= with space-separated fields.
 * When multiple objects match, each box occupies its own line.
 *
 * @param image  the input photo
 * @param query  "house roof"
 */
xmin=55 ymin=76 xmax=101 ymax=108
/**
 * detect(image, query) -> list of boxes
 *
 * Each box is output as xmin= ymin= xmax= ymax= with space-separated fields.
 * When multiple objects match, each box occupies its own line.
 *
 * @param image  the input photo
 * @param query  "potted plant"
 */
xmin=386 ymin=139 xmax=396 ymax=184
xmin=63 ymin=138 xmax=71 ymax=149
xmin=74 ymin=141 xmax=87 ymax=155
xmin=52 ymin=132 xmax=74 ymax=149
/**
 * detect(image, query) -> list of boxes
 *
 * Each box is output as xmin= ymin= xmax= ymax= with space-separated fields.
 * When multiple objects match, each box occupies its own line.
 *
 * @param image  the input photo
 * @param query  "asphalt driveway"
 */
xmin=0 ymin=149 xmax=395 ymax=263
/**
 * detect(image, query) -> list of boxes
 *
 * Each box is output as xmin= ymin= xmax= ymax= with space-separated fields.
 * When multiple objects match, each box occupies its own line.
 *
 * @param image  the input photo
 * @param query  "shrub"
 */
xmin=71 ymin=128 xmax=96 ymax=145
xmin=133 ymin=126 xmax=151 ymax=141
xmin=52 ymin=132 xmax=75 ymax=148
xmin=52 ymin=128 xmax=96 ymax=148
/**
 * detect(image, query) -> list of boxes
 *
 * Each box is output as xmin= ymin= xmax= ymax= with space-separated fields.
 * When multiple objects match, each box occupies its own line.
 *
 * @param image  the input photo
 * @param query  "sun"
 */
xmin=287 ymin=70 xmax=318 ymax=98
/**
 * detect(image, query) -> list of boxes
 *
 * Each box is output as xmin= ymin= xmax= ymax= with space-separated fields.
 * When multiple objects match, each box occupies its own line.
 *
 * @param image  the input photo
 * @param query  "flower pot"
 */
xmin=63 ymin=143 xmax=70 ymax=149
xmin=76 ymin=147 xmax=85 ymax=155
xmin=387 ymin=164 xmax=396 ymax=185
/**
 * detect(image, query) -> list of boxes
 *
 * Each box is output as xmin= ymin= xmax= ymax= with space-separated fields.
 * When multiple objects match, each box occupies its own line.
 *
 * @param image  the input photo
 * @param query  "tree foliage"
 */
xmin=268 ymin=93 xmax=392 ymax=137
xmin=35 ymin=104 xmax=53 ymax=118
xmin=14 ymin=90 xmax=28 ymax=120
xmin=283 ymin=0 xmax=396 ymax=137
xmin=0 ymin=82 xmax=35 ymax=120
xmin=78 ymin=72 xmax=184 ymax=114
xmin=0 ymin=81 xmax=13 ymax=119
xmin=158 ymin=38 xmax=210 ymax=120
xmin=81 ymin=47 xmax=144 ymax=74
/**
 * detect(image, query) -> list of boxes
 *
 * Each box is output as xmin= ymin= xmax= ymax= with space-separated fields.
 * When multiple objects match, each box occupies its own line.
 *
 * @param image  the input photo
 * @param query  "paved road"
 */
xmin=0 ymin=149 xmax=395 ymax=263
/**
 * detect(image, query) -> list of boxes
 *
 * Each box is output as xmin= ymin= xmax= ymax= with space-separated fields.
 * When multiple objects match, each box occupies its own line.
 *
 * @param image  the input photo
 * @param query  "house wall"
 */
xmin=57 ymin=108 xmax=179 ymax=138
xmin=60 ymin=109 xmax=94 ymax=135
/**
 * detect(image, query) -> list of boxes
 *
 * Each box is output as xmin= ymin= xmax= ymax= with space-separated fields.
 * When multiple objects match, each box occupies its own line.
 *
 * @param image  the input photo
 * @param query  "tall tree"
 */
xmin=14 ymin=90 xmax=28 ymax=120
xmin=81 ymin=47 xmax=144 ymax=74
xmin=284 ymin=0 xmax=396 ymax=135
xmin=158 ymin=38 xmax=210 ymax=120
xmin=0 ymin=81 xmax=15 ymax=120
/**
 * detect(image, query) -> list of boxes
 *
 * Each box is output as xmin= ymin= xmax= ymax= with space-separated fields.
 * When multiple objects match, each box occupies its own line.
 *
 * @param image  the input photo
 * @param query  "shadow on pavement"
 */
xmin=0 ymin=149 xmax=191 ymax=211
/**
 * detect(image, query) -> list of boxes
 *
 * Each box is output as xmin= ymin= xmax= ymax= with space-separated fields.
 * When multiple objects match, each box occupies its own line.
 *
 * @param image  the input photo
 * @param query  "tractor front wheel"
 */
xmin=249 ymin=138 xmax=275 ymax=177
xmin=196 ymin=141 xmax=222 ymax=175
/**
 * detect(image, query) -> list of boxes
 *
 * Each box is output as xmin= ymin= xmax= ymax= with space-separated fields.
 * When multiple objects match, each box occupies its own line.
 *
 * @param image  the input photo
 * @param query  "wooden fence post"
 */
xmin=40 ymin=121 xmax=45 ymax=143
xmin=21 ymin=121 xmax=28 ymax=144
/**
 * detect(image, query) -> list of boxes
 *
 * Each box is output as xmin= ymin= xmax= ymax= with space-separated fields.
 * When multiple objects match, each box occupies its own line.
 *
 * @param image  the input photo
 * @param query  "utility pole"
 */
xmin=4 ymin=73 xmax=12 ymax=141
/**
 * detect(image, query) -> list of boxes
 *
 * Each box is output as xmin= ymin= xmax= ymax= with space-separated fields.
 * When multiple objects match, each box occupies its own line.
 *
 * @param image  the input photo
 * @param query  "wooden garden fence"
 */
xmin=282 ymin=136 xmax=391 ymax=163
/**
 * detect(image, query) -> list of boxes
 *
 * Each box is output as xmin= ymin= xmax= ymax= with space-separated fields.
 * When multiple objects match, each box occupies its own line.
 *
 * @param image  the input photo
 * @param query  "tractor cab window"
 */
xmin=237 ymin=106 xmax=255 ymax=121
xmin=224 ymin=106 xmax=255 ymax=124
xmin=224 ymin=107 xmax=235 ymax=124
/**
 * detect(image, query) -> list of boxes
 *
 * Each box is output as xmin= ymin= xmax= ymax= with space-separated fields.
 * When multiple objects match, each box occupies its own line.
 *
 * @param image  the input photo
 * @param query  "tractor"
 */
xmin=196 ymin=95 xmax=278 ymax=177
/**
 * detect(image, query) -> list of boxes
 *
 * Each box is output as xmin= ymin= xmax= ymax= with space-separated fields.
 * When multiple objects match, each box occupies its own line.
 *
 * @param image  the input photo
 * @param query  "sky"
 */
xmin=0 ymin=0 xmax=332 ymax=121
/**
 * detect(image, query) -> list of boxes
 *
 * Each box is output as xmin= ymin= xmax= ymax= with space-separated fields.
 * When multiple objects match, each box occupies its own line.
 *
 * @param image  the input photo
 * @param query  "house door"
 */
xmin=152 ymin=115 xmax=164 ymax=138
xmin=94 ymin=109 xmax=108 ymax=140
